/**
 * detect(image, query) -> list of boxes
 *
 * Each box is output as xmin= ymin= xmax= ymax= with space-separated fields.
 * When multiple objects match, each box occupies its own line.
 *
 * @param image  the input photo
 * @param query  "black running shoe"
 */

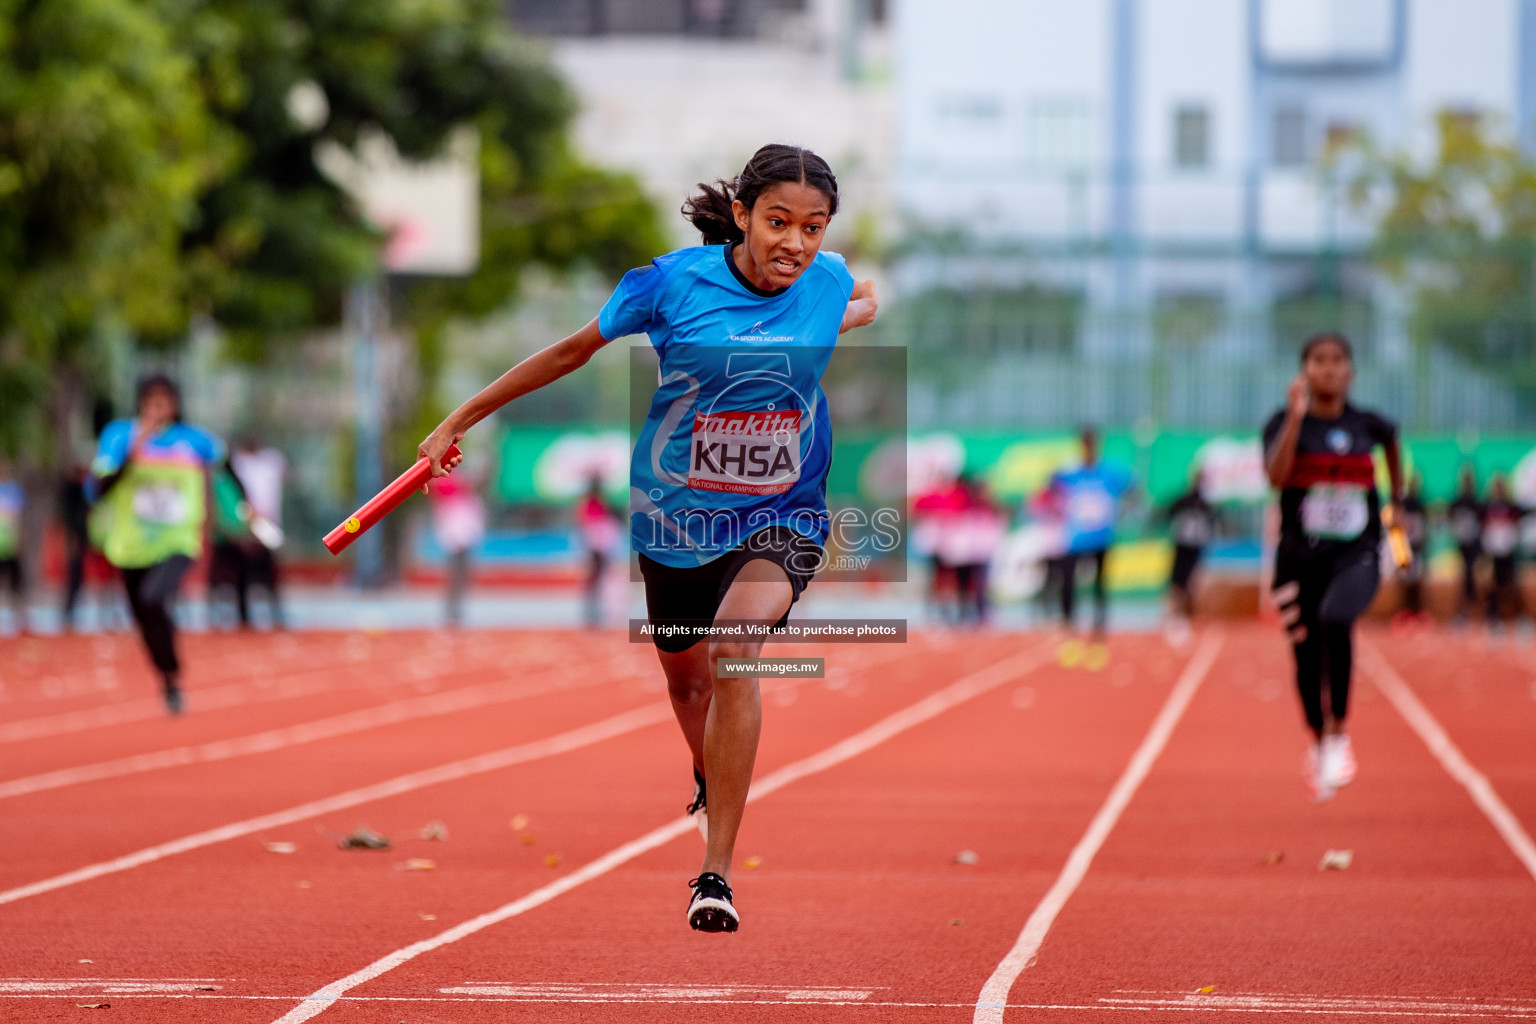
xmin=685 ymin=766 xmax=707 ymax=842
xmin=163 ymin=677 xmax=184 ymax=716
xmin=686 ymin=872 xmax=739 ymax=932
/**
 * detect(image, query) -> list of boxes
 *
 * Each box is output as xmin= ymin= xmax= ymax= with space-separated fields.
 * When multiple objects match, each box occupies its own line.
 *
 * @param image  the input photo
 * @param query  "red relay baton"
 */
xmin=323 ymin=444 xmax=462 ymax=555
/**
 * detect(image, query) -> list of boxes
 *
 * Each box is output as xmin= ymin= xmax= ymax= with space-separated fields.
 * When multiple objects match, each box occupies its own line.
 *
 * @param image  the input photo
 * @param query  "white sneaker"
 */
xmin=1319 ymin=733 xmax=1357 ymax=790
xmin=1304 ymin=744 xmax=1334 ymax=803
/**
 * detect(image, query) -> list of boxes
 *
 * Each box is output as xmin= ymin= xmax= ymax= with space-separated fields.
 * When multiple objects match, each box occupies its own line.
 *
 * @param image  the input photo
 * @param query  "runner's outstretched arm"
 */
xmin=418 ymin=318 xmax=610 ymax=477
xmin=1265 ymin=373 xmax=1308 ymax=487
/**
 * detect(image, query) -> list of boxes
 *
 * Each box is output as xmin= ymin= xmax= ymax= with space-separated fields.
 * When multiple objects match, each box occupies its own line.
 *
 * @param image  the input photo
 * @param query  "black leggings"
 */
xmin=122 ymin=555 xmax=192 ymax=678
xmin=1058 ymin=548 xmax=1109 ymax=631
xmin=1273 ymin=546 xmax=1379 ymax=738
xmin=1487 ymin=556 xmax=1525 ymax=624
xmin=1457 ymin=545 xmax=1480 ymax=614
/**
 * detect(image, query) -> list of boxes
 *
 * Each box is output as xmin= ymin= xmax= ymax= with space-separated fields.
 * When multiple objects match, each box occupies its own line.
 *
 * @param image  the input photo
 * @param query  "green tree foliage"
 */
xmin=1349 ymin=111 xmax=1536 ymax=369
xmin=0 ymin=0 xmax=665 ymax=453
xmin=173 ymin=0 xmax=664 ymax=349
xmin=0 ymin=0 xmax=229 ymax=452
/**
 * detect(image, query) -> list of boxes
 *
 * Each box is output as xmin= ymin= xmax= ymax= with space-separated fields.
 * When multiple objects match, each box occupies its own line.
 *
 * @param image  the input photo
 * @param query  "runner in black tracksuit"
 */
xmin=1163 ymin=473 xmax=1218 ymax=628
xmin=1397 ymin=474 xmax=1429 ymax=617
xmin=1446 ymin=467 xmax=1483 ymax=622
xmin=1481 ymin=474 xmax=1527 ymax=630
xmin=1264 ymin=332 xmax=1404 ymax=802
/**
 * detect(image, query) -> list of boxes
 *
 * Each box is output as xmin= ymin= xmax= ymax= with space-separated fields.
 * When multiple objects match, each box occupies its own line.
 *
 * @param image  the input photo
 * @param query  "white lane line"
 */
xmin=0 ymin=641 xmax=574 ymax=745
xmin=1104 ymin=989 xmax=1536 ymax=1016
xmin=972 ymin=630 xmax=1225 ymax=1024
xmin=268 ymin=642 xmax=1058 ymax=1024
xmin=1359 ymin=640 xmax=1536 ymax=883
xmin=5 ymin=995 xmax=1536 ymax=1018
xmin=0 ymin=663 xmax=637 ymax=801
xmin=0 ymin=702 xmax=674 ymax=907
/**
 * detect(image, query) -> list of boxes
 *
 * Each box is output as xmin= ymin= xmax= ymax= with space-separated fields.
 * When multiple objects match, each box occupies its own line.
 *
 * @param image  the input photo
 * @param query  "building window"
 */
xmin=1174 ymin=106 xmax=1210 ymax=169
xmin=1273 ymin=106 xmax=1307 ymax=167
xmin=1026 ymin=99 xmax=1093 ymax=171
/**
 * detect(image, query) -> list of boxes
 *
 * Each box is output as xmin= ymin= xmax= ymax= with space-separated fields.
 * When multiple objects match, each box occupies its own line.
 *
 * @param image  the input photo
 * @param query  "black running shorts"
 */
xmin=638 ymin=526 xmax=822 ymax=653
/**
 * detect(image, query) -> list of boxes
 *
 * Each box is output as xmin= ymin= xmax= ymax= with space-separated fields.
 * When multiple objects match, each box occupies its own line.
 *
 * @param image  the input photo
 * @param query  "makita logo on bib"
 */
xmin=689 ymin=409 xmax=802 ymax=495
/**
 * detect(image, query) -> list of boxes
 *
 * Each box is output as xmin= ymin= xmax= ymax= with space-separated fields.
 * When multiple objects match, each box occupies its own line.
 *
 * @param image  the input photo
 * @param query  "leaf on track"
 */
xmin=1260 ymin=851 xmax=1284 ymax=865
xmin=338 ymin=827 xmax=391 ymax=850
xmin=76 ymin=1003 xmax=110 ymax=1009
xmin=418 ymin=821 xmax=449 ymax=841
xmin=510 ymin=814 xmax=530 ymax=831
xmin=741 ymin=856 xmax=763 ymax=870
xmin=953 ymin=850 xmax=980 ymax=865
xmin=399 ymin=858 xmax=437 ymax=871
xmin=544 ymin=853 xmax=563 ymax=868
xmin=1319 ymin=849 xmax=1353 ymax=871
xmin=264 ymin=841 xmax=298 ymax=854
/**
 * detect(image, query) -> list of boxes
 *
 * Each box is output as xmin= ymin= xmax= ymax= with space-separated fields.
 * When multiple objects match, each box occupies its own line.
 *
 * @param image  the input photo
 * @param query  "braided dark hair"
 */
xmin=1300 ymin=331 xmax=1353 ymax=364
xmin=682 ymin=144 xmax=839 ymax=245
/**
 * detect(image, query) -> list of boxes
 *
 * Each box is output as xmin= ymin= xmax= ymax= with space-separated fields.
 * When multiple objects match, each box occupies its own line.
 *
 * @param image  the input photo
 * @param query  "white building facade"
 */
xmin=896 ymin=0 xmax=1534 ymax=364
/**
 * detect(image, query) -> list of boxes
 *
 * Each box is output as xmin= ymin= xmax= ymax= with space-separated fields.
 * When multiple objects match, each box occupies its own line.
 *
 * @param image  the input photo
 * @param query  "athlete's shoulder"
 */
xmin=1349 ymin=403 xmax=1398 ymax=437
xmin=171 ymin=423 xmax=224 ymax=463
xmin=602 ymin=247 xmax=720 ymax=341
xmin=809 ymin=249 xmax=855 ymax=292
xmin=1261 ymin=407 xmax=1286 ymax=438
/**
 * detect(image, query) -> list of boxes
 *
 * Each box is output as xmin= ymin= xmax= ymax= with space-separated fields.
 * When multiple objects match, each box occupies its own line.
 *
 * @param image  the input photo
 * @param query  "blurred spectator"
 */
xmin=62 ymin=397 xmax=128 ymax=632
xmin=1161 ymin=468 xmax=1218 ymax=645
xmin=913 ymin=476 xmax=964 ymax=621
xmin=58 ymin=464 xmax=90 ymax=631
xmin=1447 ymin=465 xmax=1482 ymax=623
xmin=1397 ymin=473 xmax=1429 ymax=618
xmin=934 ymin=473 xmax=1004 ymax=624
xmin=1481 ymin=474 xmax=1526 ymax=631
xmin=576 ymin=477 xmax=621 ymax=628
xmin=430 ymin=471 xmax=486 ymax=628
xmin=208 ymin=461 xmax=259 ymax=629
xmin=1026 ymin=473 xmax=1069 ymax=626
xmin=0 ymin=459 xmax=26 ymax=633
xmin=229 ymin=436 xmax=287 ymax=627
xmin=1041 ymin=427 xmax=1134 ymax=637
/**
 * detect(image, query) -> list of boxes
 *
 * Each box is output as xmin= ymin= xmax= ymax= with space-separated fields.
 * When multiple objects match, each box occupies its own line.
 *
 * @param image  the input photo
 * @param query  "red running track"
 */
xmin=0 ymin=623 xmax=1533 ymax=1023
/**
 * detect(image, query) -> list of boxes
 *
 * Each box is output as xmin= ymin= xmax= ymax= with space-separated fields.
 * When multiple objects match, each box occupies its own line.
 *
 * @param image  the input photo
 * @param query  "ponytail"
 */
xmin=682 ymin=143 xmax=839 ymax=245
xmin=681 ymin=180 xmax=741 ymax=245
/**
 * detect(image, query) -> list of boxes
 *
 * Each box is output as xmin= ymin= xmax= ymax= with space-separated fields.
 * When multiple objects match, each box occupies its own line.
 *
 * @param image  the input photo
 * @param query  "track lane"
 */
xmin=991 ymin=623 xmax=1536 ymax=1022
xmin=0 ymin=635 xmax=1026 ymax=1023
xmin=269 ymin=636 xmax=1202 ymax=1023
xmin=1362 ymin=629 xmax=1536 ymax=848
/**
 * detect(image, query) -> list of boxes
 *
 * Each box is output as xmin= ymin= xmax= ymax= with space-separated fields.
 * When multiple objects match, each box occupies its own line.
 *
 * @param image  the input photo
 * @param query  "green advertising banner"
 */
xmin=495 ymin=426 xmax=1536 ymax=507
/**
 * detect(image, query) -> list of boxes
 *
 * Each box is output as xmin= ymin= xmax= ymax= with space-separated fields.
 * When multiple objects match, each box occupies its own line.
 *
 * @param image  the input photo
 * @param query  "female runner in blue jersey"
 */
xmin=419 ymin=144 xmax=878 ymax=932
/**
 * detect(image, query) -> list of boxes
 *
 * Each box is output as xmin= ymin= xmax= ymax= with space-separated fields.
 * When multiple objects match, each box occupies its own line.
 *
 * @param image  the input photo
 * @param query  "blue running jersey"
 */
xmin=599 ymin=243 xmax=855 ymax=567
xmin=1051 ymin=462 xmax=1133 ymax=554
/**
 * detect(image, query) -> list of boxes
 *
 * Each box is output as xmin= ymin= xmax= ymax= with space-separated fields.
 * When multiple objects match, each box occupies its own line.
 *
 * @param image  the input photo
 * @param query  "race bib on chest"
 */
xmin=1300 ymin=484 xmax=1368 ymax=540
xmin=1452 ymin=510 xmax=1480 ymax=545
xmin=1067 ymin=490 xmax=1115 ymax=531
xmin=689 ymin=410 xmax=802 ymax=495
xmin=1485 ymin=520 xmax=1518 ymax=557
xmin=132 ymin=483 xmax=189 ymax=526
xmin=1173 ymin=512 xmax=1211 ymax=547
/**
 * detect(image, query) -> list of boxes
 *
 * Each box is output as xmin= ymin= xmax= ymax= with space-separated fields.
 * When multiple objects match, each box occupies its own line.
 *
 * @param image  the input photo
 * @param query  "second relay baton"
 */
xmin=323 ymin=443 xmax=462 ymax=555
